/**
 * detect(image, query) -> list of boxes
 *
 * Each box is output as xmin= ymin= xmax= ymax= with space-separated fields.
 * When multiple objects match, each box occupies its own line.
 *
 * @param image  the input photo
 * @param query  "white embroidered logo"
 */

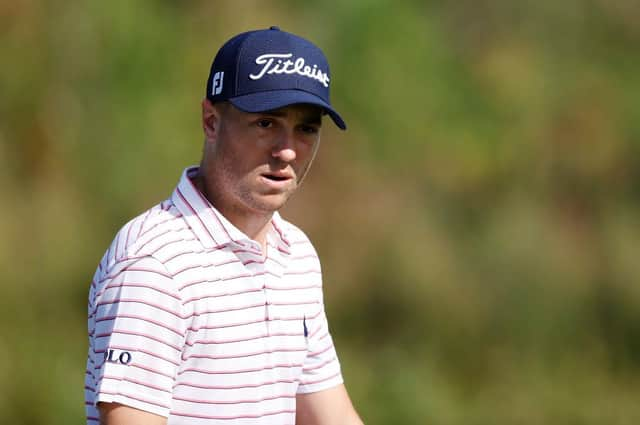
xmin=249 ymin=53 xmax=330 ymax=87
xmin=212 ymin=71 xmax=224 ymax=95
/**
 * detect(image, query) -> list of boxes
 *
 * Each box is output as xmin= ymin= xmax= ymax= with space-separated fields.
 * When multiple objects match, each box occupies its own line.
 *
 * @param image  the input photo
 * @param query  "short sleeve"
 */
xmin=86 ymin=255 xmax=185 ymax=417
xmin=297 ymin=303 xmax=343 ymax=394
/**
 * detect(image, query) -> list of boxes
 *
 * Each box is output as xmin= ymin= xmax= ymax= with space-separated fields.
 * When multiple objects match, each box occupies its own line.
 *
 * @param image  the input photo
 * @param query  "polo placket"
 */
xmin=238 ymin=237 xmax=288 ymax=340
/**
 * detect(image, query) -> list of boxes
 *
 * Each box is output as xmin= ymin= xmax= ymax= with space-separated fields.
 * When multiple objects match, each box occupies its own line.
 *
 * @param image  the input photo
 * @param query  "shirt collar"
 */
xmin=171 ymin=166 xmax=291 ymax=254
xmin=269 ymin=211 xmax=292 ymax=255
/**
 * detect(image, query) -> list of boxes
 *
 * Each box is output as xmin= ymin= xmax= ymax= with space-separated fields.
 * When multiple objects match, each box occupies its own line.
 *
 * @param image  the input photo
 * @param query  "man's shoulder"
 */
xmin=125 ymin=199 xmax=186 ymax=241
xmin=99 ymin=199 xmax=187 ymax=269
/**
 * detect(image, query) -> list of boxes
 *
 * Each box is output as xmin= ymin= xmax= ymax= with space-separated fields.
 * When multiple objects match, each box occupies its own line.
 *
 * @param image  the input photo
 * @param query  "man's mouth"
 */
xmin=261 ymin=172 xmax=293 ymax=182
xmin=263 ymin=175 xmax=288 ymax=181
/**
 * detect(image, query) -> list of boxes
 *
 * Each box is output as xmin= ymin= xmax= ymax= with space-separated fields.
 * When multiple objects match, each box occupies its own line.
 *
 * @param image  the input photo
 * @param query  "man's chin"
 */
xmin=249 ymin=192 xmax=292 ymax=214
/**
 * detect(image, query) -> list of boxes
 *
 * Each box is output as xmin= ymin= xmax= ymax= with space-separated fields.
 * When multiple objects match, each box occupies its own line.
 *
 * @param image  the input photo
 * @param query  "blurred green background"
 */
xmin=1 ymin=0 xmax=640 ymax=423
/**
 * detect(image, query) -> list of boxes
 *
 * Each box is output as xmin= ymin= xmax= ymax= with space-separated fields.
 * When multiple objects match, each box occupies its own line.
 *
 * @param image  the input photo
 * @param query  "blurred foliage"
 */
xmin=1 ymin=0 xmax=640 ymax=423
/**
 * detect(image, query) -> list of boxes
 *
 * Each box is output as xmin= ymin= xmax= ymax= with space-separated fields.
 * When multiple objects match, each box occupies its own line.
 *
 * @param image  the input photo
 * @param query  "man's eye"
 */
xmin=300 ymin=125 xmax=319 ymax=134
xmin=257 ymin=119 xmax=272 ymax=128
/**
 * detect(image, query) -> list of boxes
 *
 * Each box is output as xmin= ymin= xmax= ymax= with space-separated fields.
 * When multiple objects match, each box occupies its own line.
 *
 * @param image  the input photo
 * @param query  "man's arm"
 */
xmin=98 ymin=402 xmax=167 ymax=425
xmin=296 ymin=384 xmax=364 ymax=425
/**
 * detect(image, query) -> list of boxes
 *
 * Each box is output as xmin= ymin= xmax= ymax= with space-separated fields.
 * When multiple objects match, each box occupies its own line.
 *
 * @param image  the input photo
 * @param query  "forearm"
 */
xmin=337 ymin=408 xmax=365 ymax=425
xmin=296 ymin=385 xmax=364 ymax=425
xmin=98 ymin=402 xmax=167 ymax=425
xmin=297 ymin=406 xmax=363 ymax=425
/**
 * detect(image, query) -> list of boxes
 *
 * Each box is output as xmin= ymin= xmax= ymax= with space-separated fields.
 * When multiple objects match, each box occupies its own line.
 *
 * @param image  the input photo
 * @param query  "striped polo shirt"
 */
xmin=85 ymin=166 xmax=343 ymax=424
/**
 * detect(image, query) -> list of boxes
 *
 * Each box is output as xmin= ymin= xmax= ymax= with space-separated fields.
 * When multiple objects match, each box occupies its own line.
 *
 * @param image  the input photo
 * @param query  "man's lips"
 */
xmin=261 ymin=171 xmax=294 ymax=182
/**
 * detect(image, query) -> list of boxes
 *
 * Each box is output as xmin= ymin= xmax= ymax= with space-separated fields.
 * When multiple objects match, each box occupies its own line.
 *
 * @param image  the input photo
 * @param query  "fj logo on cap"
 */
xmin=249 ymin=53 xmax=330 ymax=87
xmin=212 ymin=71 xmax=224 ymax=95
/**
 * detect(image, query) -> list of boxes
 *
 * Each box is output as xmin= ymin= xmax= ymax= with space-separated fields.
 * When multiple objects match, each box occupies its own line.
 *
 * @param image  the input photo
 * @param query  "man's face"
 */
xmin=201 ymin=101 xmax=322 ymax=220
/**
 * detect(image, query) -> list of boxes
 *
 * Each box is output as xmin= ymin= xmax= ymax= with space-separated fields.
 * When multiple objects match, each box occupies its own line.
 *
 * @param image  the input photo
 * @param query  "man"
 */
xmin=85 ymin=26 xmax=364 ymax=425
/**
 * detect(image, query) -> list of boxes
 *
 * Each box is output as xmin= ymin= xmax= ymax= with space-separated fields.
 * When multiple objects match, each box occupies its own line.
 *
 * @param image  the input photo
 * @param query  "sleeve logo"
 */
xmin=104 ymin=349 xmax=132 ymax=365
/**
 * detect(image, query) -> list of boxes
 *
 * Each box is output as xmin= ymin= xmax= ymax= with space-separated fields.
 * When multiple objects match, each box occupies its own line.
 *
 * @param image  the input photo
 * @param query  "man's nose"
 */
xmin=271 ymin=131 xmax=297 ymax=163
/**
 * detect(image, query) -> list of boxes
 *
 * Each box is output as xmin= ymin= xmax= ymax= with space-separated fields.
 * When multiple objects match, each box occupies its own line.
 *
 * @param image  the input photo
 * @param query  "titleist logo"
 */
xmin=249 ymin=53 xmax=330 ymax=87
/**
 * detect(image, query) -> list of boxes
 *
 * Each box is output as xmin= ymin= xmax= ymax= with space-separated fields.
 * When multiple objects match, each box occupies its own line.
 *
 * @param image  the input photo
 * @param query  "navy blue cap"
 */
xmin=206 ymin=26 xmax=346 ymax=130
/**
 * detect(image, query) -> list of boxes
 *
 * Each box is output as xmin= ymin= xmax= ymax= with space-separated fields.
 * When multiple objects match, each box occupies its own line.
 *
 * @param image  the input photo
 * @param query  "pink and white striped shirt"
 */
xmin=85 ymin=166 xmax=343 ymax=424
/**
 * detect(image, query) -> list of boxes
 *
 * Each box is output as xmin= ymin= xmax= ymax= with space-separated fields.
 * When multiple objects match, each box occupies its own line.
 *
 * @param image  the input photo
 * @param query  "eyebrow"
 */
xmin=301 ymin=115 xmax=322 ymax=125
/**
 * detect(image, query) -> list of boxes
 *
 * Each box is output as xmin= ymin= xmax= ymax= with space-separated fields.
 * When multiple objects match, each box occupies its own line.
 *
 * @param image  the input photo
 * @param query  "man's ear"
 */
xmin=202 ymin=98 xmax=220 ymax=142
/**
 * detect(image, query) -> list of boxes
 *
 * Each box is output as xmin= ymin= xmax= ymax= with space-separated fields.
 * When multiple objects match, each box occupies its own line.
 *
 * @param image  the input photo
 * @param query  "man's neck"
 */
xmin=193 ymin=170 xmax=272 ymax=254
xmin=225 ymin=209 xmax=272 ymax=254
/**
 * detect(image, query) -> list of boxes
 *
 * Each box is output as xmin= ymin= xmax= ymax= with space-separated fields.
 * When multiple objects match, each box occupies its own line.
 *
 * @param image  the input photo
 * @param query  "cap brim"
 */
xmin=229 ymin=90 xmax=347 ymax=130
